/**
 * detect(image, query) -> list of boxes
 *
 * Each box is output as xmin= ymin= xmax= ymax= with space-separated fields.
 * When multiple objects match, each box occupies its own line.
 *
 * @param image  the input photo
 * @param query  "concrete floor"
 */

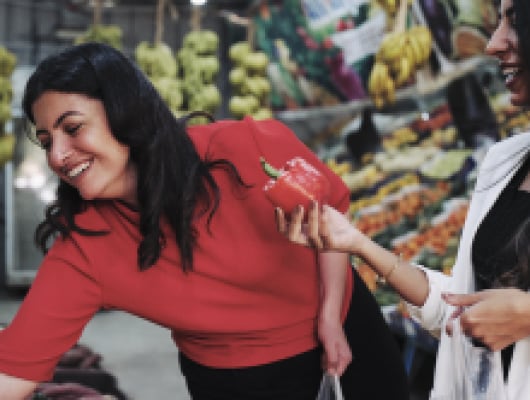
xmin=0 ymin=289 xmax=191 ymax=400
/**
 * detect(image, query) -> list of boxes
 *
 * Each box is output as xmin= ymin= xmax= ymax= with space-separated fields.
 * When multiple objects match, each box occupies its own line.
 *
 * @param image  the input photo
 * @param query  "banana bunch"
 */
xmin=368 ymin=62 xmax=395 ymax=108
xmin=368 ymin=25 xmax=432 ymax=108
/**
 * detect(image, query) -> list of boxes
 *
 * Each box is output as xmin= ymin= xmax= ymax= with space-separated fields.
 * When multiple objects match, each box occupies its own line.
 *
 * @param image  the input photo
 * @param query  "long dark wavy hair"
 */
xmin=486 ymin=0 xmax=530 ymax=289
xmin=22 ymin=42 xmax=248 ymax=272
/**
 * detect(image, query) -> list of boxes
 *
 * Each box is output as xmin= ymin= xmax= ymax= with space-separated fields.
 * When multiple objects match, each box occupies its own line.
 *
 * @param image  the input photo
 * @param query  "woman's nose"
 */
xmin=485 ymin=24 xmax=508 ymax=58
xmin=48 ymin=138 xmax=73 ymax=169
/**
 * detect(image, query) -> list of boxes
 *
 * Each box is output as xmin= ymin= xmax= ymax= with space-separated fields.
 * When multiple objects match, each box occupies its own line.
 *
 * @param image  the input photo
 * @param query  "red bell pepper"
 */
xmin=261 ymin=156 xmax=330 ymax=214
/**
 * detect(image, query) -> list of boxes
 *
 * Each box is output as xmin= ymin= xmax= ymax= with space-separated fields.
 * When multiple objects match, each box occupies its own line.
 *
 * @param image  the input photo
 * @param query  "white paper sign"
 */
xmin=301 ymin=0 xmax=369 ymax=29
xmin=330 ymin=12 xmax=387 ymax=65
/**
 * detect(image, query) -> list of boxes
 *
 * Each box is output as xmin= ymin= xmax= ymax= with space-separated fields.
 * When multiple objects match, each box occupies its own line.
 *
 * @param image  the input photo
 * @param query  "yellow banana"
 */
xmin=373 ymin=94 xmax=385 ymax=109
xmin=394 ymin=56 xmax=412 ymax=86
xmin=407 ymin=34 xmax=425 ymax=66
xmin=368 ymin=62 xmax=388 ymax=96
xmin=377 ymin=32 xmax=407 ymax=63
xmin=369 ymin=62 xmax=394 ymax=108
xmin=409 ymin=26 xmax=432 ymax=61
xmin=403 ymin=42 xmax=417 ymax=69
xmin=383 ymin=75 xmax=396 ymax=104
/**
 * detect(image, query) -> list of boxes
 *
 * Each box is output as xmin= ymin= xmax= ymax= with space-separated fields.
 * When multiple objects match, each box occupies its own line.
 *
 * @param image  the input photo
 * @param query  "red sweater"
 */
xmin=0 ymin=117 xmax=351 ymax=381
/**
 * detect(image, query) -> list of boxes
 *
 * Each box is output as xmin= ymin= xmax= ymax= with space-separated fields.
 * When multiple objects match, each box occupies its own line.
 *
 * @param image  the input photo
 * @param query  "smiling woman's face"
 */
xmin=486 ymin=0 xmax=530 ymax=106
xmin=32 ymin=91 xmax=137 ymax=205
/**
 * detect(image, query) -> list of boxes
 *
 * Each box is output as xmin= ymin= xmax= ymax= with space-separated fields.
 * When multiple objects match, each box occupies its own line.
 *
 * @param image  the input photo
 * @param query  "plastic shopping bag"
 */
xmin=432 ymin=318 xmax=507 ymax=400
xmin=316 ymin=373 xmax=344 ymax=400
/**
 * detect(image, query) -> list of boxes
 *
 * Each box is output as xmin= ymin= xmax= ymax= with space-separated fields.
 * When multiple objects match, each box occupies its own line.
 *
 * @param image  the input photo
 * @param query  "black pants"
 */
xmin=179 ymin=268 xmax=410 ymax=400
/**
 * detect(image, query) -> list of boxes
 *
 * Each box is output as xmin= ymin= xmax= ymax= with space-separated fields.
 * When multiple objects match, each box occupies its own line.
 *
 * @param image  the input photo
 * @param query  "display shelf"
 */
xmin=274 ymin=55 xmax=497 ymax=144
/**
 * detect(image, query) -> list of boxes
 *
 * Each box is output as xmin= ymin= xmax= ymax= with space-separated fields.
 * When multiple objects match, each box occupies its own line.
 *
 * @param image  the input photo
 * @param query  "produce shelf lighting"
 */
xmin=191 ymin=0 xmax=207 ymax=5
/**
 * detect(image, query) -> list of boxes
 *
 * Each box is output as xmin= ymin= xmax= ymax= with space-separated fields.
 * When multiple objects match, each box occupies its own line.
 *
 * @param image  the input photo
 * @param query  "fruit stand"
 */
xmin=233 ymin=0 xmax=530 ymax=386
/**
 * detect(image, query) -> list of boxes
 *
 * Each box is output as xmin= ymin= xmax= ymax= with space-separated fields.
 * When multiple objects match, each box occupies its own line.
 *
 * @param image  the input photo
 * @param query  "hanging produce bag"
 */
xmin=431 ymin=318 xmax=507 ymax=400
xmin=316 ymin=373 xmax=344 ymax=400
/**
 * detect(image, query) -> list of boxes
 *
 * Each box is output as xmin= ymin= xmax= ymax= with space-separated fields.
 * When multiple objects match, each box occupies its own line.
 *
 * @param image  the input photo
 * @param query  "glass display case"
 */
xmin=2 ymin=116 xmax=57 ymax=287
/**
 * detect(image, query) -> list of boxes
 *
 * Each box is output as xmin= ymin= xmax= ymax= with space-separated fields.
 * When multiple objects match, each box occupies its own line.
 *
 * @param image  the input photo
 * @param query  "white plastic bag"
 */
xmin=432 ymin=318 xmax=508 ymax=400
xmin=316 ymin=373 xmax=344 ymax=400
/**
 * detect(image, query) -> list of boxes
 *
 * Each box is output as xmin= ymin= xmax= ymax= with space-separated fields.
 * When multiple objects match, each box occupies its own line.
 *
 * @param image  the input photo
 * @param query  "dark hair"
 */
xmin=501 ymin=151 xmax=530 ymax=290
xmin=514 ymin=0 xmax=530 ymax=81
xmin=22 ymin=42 xmax=248 ymax=271
xmin=481 ymin=146 xmax=530 ymax=289
xmin=497 ymin=0 xmax=530 ymax=288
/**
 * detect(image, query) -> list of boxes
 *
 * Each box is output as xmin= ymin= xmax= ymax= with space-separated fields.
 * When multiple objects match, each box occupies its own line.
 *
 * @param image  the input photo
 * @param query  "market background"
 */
xmin=0 ymin=0 xmax=527 ymax=399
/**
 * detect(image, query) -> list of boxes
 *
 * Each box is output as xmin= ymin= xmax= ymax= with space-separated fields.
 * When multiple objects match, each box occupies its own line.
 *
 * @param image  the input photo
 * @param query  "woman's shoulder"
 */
xmin=188 ymin=117 xmax=296 ymax=147
xmin=46 ymin=201 xmax=136 ymax=266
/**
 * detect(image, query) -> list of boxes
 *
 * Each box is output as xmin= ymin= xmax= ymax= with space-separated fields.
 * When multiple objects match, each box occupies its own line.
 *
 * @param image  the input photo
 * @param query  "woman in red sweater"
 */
xmin=0 ymin=43 xmax=408 ymax=399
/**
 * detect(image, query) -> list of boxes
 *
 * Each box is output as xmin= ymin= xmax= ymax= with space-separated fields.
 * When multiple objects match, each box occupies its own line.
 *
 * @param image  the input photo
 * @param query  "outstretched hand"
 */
xmin=275 ymin=202 xmax=362 ymax=253
xmin=443 ymin=289 xmax=530 ymax=351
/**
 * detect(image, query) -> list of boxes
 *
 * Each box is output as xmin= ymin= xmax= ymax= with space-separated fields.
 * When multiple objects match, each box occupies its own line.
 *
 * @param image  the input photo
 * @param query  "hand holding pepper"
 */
xmin=261 ymin=156 xmax=330 ymax=214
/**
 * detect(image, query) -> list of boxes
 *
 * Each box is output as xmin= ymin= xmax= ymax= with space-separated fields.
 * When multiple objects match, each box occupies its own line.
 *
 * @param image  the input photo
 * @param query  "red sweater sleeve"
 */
xmin=0 ymin=238 xmax=103 ymax=381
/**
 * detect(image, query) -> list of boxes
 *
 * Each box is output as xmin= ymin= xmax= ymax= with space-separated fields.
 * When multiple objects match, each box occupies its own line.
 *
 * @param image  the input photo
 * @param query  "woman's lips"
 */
xmin=65 ymin=160 xmax=91 ymax=179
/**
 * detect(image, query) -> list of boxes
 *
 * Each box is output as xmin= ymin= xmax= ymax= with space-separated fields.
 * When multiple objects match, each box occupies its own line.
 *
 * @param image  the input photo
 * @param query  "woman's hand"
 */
xmin=443 ymin=289 xmax=530 ymax=351
xmin=318 ymin=316 xmax=353 ymax=376
xmin=275 ymin=202 xmax=363 ymax=253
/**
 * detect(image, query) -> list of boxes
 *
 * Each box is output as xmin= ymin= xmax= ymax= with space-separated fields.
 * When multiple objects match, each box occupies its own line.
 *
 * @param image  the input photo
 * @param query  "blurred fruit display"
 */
xmin=417 ymin=0 xmax=497 ymax=60
xmin=367 ymin=0 xmax=433 ymax=109
xmin=136 ymin=41 xmax=183 ymax=115
xmin=228 ymin=40 xmax=273 ymax=120
xmin=74 ymin=0 xmax=123 ymax=49
xmin=251 ymin=0 xmax=373 ymax=111
xmin=75 ymin=25 xmax=123 ymax=50
xmin=321 ymin=75 xmax=530 ymax=311
xmin=0 ymin=46 xmax=15 ymax=168
xmin=135 ymin=0 xmax=221 ymax=122
xmin=178 ymin=30 xmax=222 ymax=117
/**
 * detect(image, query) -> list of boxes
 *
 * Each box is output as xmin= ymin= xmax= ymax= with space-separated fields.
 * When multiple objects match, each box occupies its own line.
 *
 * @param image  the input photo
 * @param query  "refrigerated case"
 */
xmin=0 ymin=65 xmax=57 ymax=287
xmin=2 ymin=116 xmax=57 ymax=287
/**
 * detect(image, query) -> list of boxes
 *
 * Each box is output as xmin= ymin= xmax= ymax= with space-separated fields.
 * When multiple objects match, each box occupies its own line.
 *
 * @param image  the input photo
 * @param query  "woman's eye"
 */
xmin=65 ymin=123 xmax=82 ymax=135
xmin=36 ymin=135 xmax=51 ymax=150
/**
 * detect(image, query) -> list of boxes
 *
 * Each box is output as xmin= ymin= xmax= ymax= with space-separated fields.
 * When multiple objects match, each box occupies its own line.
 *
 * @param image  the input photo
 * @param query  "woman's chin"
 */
xmin=509 ymin=91 xmax=530 ymax=107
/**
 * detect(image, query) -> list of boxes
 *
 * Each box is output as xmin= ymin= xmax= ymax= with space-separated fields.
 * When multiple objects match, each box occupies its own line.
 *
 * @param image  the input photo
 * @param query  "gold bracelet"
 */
xmin=383 ymin=253 xmax=402 ymax=281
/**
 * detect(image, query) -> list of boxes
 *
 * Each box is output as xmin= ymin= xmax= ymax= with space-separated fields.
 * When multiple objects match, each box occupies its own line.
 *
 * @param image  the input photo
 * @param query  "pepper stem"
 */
xmin=260 ymin=157 xmax=282 ymax=179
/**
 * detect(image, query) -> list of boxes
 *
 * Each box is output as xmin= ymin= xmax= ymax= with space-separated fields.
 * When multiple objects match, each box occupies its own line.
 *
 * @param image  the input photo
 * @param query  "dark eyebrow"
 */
xmin=35 ymin=110 xmax=83 ymax=136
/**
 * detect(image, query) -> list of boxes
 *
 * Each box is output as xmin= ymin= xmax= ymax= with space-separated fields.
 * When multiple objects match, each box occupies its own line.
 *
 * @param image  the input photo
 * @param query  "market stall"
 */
xmin=1 ymin=0 xmax=530 ymax=398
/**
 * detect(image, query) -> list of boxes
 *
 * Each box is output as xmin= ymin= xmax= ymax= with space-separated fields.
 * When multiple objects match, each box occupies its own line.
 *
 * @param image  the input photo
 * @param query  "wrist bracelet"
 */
xmin=383 ymin=253 xmax=402 ymax=281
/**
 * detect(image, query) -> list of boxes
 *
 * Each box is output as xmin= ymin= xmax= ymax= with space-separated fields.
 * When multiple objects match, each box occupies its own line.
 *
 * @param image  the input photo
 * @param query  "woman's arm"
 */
xmin=318 ymin=250 xmax=352 ymax=376
xmin=276 ymin=202 xmax=430 ymax=307
xmin=0 ymin=372 xmax=37 ymax=399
